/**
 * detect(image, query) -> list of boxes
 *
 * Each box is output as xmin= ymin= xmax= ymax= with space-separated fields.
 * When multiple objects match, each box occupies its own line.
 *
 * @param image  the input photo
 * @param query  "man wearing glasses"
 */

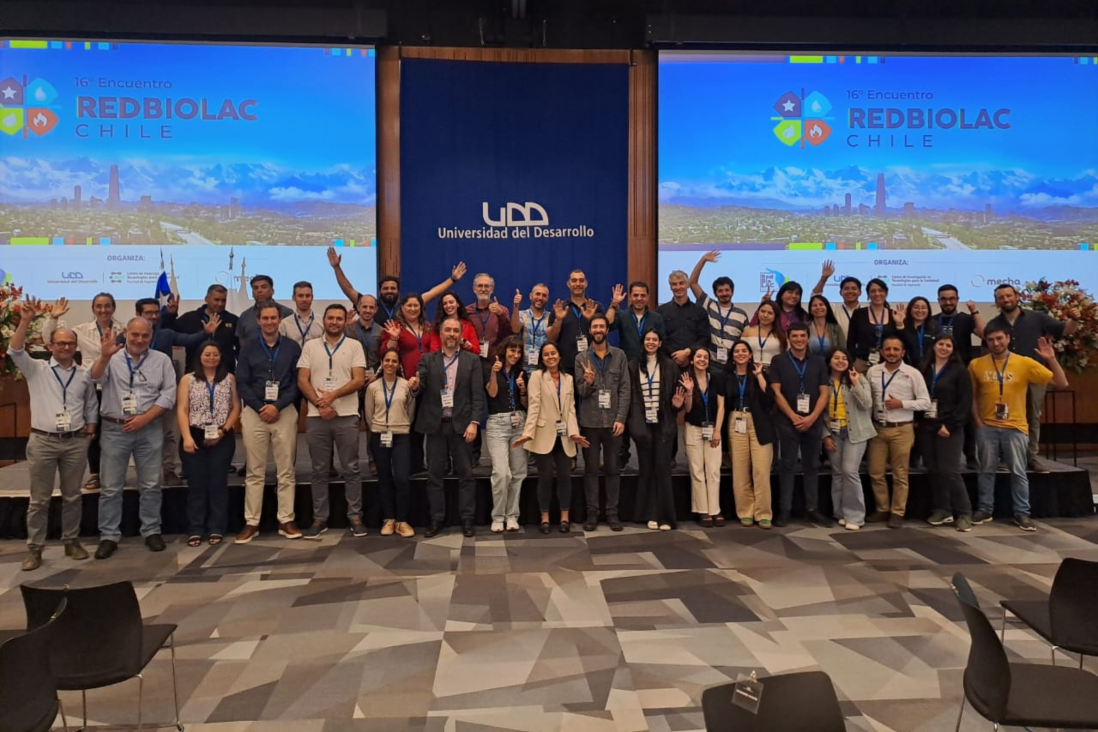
xmin=8 ymin=297 xmax=98 ymax=571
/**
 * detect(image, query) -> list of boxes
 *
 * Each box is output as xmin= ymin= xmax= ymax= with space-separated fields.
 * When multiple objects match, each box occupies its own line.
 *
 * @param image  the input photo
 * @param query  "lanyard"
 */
xmin=698 ymin=375 xmax=710 ymax=417
xmin=880 ymin=367 xmax=901 ymax=399
xmin=787 ymin=351 xmax=809 ymax=392
xmin=294 ymin=312 xmax=314 ymax=340
xmin=940 ymin=313 xmax=956 ymax=330
xmin=506 ymin=370 xmax=517 ymax=411
xmin=553 ymin=372 xmax=563 ymax=413
xmin=569 ymin=302 xmax=584 ymax=321
xmin=124 ymin=351 xmax=145 ymax=389
xmin=357 ymin=321 xmax=378 ymax=352
xmin=736 ymin=373 xmax=748 ymax=410
xmin=95 ymin=321 xmax=111 ymax=340
xmin=993 ymin=353 xmax=1010 ymax=398
xmin=813 ymin=322 xmax=828 ymax=352
xmin=842 ymin=304 xmax=855 ymax=323
xmin=380 ymin=300 xmax=397 ymax=321
xmin=757 ymin=329 xmax=771 ymax=352
xmin=830 ymin=379 xmax=842 ymax=416
xmin=51 ymin=365 xmax=76 ymax=406
xmin=260 ymin=336 xmax=282 ymax=378
xmin=915 ymin=324 xmax=926 ymax=361
xmin=476 ymin=307 xmax=491 ymax=330
xmin=630 ymin=310 xmax=646 ymax=336
xmin=644 ymin=363 xmax=658 ymax=399
xmin=443 ymin=352 xmax=459 ymax=390
xmin=408 ymin=324 xmax=424 ymax=353
xmin=527 ymin=312 xmax=546 ymax=341
xmin=205 ymin=379 xmax=218 ymax=420
xmin=381 ymin=377 xmax=396 ymax=426
xmin=323 ymin=336 xmax=345 ymax=371
xmin=869 ymin=307 xmax=886 ymax=348
xmin=716 ymin=303 xmax=735 ymax=332
xmin=930 ymin=363 xmax=946 ymax=397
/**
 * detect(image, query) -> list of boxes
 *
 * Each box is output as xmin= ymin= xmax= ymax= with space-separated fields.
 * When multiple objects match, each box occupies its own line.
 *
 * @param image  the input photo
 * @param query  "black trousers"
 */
xmin=918 ymin=423 xmax=971 ymax=516
xmin=634 ymin=425 xmax=676 ymax=525
xmin=426 ymin=425 xmax=475 ymax=522
xmin=372 ymin=432 xmax=411 ymax=523
xmin=534 ymin=436 xmax=573 ymax=514
xmin=582 ymin=427 xmax=622 ymax=518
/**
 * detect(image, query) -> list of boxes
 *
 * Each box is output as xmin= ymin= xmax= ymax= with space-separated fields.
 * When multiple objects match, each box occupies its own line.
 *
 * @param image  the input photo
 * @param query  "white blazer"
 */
xmin=521 ymin=369 xmax=580 ymax=456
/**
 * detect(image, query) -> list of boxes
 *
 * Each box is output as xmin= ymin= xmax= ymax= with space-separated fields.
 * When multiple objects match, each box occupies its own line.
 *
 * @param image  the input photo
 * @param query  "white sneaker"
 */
xmin=647 ymin=521 xmax=659 ymax=530
xmin=505 ymin=518 xmax=520 ymax=532
xmin=659 ymin=524 xmax=671 ymax=531
xmin=838 ymin=518 xmax=847 ymax=526
xmin=845 ymin=523 xmax=861 ymax=531
xmin=491 ymin=520 xmax=504 ymax=533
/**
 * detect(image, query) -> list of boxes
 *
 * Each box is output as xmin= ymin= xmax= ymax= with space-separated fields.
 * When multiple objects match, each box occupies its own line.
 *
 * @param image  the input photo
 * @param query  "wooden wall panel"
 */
xmin=628 ymin=50 xmax=657 ymax=294
xmin=376 ymin=46 xmax=402 ymax=279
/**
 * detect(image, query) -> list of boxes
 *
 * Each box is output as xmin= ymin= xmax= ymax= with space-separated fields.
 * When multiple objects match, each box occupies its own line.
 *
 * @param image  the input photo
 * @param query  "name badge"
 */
xmin=598 ymin=389 xmax=611 ymax=409
xmin=204 ymin=424 xmax=220 ymax=441
xmin=323 ymin=376 xmax=336 ymax=392
xmin=926 ymin=400 xmax=938 ymax=419
xmin=829 ymin=419 xmax=841 ymax=433
xmin=264 ymin=380 xmax=279 ymax=401
xmin=479 ymin=342 xmax=489 ymax=359
xmin=555 ymin=419 xmax=566 ymax=435
xmin=526 ymin=348 xmax=539 ymax=367
xmin=701 ymin=423 xmax=714 ymax=441
xmin=868 ymin=350 xmax=881 ymax=365
xmin=380 ymin=431 xmax=393 ymax=447
xmin=55 ymin=411 xmax=72 ymax=431
xmin=645 ymin=407 xmax=658 ymax=424
xmin=441 ymin=390 xmax=454 ymax=408
xmin=715 ymin=346 xmax=728 ymax=363
xmin=995 ymin=402 xmax=1009 ymax=420
xmin=576 ymin=335 xmax=588 ymax=353
xmin=510 ymin=412 xmax=523 ymax=429
xmin=121 ymin=392 xmax=138 ymax=416
xmin=876 ymin=409 xmax=887 ymax=423
xmin=796 ymin=393 xmax=811 ymax=414
xmin=734 ymin=417 xmax=747 ymax=434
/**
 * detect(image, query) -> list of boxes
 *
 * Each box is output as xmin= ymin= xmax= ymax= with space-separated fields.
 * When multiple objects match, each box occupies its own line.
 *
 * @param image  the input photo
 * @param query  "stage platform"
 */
xmin=0 ymin=435 xmax=1093 ymax=540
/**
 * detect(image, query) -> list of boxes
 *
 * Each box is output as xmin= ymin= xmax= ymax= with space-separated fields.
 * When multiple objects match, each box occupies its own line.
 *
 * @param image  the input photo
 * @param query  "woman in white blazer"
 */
xmin=513 ymin=342 xmax=588 ymax=533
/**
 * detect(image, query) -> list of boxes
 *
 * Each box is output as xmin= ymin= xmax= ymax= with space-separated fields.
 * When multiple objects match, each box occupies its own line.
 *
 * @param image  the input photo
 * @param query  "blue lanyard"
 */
xmin=916 ymin=324 xmax=926 ymax=361
xmin=380 ymin=301 xmax=396 ymax=321
xmin=294 ymin=312 xmax=314 ymax=340
xmin=554 ymin=372 xmax=563 ymax=413
xmin=993 ymin=354 xmax=1010 ymax=397
xmin=51 ymin=365 xmax=76 ymax=406
xmin=880 ymin=367 xmax=900 ymax=398
xmin=787 ymin=351 xmax=809 ymax=392
xmin=842 ymin=304 xmax=855 ymax=322
xmin=527 ymin=312 xmax=546 ymax=341
xmin=124 ymin=351 xmax=145 ymax=389
xmin=757 ymin=330 xmax=771 ymax=351
xmin=260 ymin=336 xmax=282 ymax=370
xmin=644 ymin=364 xmax=658 ymax=399
xmin=716 ymin=303 xmax=735 ymax=332
xmin=95 ymin=321 xmax=110 ymax=340
xmin=631 ymin=311 xmax=646 ymax=336
xmin=408 ymin=324 xmax=424 ymax=354
xmin=443 ymin=352 xmax=459 ymax=390
xmin=940 ymin=314 xmax=956 ymax=330
xmin=205 ymin=379 xmax=218 ymax=420
xmin=357 ymin=322 xmax=378 ymax=352
xmin=381 ymin=377 xmax=396 ymax=426
xmin=698 ymin=375 xmax=710 ymax=418
xmin=930 ymin=363 xmax=946 ymax=397
xmin=506 ymin=370 xmax=517 ymax=411
xmin=813 ymin=323 xmax=828 ymax=352
xmin=323 ymin=336 xmax=345 ymax=371
xmin=736 ymin=373 xmax=748 ymax=410
xmin=476 ymin=307 xmax=491 ymax=330
xmin=569 ymin=303 xmax=584 ymax=321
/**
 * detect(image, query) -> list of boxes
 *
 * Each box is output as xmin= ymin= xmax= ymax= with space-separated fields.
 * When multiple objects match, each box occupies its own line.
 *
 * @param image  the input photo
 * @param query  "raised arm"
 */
xmin=422 ymin=262 xmax=466 ymax=305
xmin=811 ymin=259 xmax=835 ymax=297
xmin=327 ymin=246 xmax=362 ymax=304
xmin=689 ymin=251 xmax=718 ymax=301
xmin=511 ymin=290 xmax=524 ymax=334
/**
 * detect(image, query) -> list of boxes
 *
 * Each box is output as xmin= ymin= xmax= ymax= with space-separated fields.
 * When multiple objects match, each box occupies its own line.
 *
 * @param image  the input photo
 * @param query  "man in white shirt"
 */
xmin=9 ymin=297 xmax=98 ymax=570
xmin=867 ymin=335 xmax=932 ymax=528
xmin=811 ymin=260 xmax=863 ymax=337
xmin=297 ymin=304 xmax=367 ymax=538
xmin=279 ymin=280 xmax=325 ymax=347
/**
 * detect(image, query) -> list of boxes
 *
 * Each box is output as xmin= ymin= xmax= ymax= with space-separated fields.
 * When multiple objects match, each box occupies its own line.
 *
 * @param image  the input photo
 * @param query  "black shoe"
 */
xmin=425 ymin=520 xmax=444 ymax=538
xmin=772 ymin=512 xmax=791 ymax=528
xmin=540 ymin=522 xmax=551 ymax=534
xmin=94 ymin=539 xmax=118 ymax=559
xmin=462 ymin=521 xmax=475 ymax=538
xmin=583 ymin=518 xmax=598 ymax=532
xmin=145 ymin=534 xmax=166 ymax=552
xmin=608 ymin=516 xmax=623 ymax=531
xmin=806 ymin=508 xmax=828 ymax=526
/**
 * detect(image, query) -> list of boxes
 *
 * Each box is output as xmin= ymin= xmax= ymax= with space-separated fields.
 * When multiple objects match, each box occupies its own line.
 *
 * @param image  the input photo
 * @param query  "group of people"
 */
xmin=11 ymin=248 xmax=1077 ymax=571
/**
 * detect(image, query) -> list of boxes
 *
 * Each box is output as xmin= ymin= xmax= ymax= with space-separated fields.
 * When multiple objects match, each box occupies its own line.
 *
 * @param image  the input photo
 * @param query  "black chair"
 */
xmin=21 ymin=581 xmax=182 ymax=731
xmin=701 ymin=670 xmax=846 ymax=731
xmin=1000 ymin=557 xmax=1098 ymax=669
xmin=950 ymin=571 xmax=1098 ymax=730
xmin=0 ymin=597 xmax=68 ymax=732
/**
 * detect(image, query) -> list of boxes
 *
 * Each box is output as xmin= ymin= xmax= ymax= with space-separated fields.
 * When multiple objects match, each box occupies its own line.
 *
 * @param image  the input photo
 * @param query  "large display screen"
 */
xmin=658 ymin=52 xmax=1098 ymax=302
xmin=0 ymin=40 xmax=376 ymax=302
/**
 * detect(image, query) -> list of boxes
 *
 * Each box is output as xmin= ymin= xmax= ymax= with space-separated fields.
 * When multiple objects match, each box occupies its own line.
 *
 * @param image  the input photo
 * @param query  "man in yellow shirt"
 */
xmin=969 ymin=323 xmax=1067 ymax=531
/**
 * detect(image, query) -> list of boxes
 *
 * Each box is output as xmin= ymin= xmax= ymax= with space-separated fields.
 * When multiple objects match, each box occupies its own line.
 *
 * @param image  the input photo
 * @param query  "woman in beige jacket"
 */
xmin=513 ymin=342 xmax=588 ymax=533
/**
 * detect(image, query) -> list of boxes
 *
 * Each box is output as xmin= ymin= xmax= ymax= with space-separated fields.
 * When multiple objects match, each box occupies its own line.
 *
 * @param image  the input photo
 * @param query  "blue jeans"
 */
xmin=976 ymin=425 xmax=1030 ymax=517
xmin=485 ymin=412 xmax=527 ymax=522
xmin=98 ymin=418 xmax=165 ymax=541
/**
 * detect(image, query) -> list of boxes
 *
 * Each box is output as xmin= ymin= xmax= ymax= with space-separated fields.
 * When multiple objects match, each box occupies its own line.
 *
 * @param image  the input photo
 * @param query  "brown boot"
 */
xmin=277 ymin=522 xmax=302 ymax=539
xmin=22 ymin=545 xmax=43 ymax=571
xmin=65 ymin=539 xmax=90 ymax=560
xmin=395 ymin=522 xmax=415 ymax=538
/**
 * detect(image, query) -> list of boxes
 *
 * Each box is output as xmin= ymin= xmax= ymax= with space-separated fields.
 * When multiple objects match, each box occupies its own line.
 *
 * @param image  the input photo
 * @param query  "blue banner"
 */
xmin=400 ymin=59 xmax=628 ymax=307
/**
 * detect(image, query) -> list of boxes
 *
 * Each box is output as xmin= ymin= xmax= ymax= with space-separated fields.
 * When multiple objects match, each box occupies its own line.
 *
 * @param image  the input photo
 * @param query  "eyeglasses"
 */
xmin=52 ymin=341 xmax=77 ymax=347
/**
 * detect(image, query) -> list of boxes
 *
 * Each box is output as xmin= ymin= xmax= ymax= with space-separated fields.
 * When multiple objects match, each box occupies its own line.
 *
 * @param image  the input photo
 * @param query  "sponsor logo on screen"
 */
xmin=759 ymin=268 xmax=787 ymax=292
xmin=436 ymin=201 xmax=595 ymax=240
xmin=970 ymin=275 xmax=1023 ymax=289
xmin=772 ymin=90 xmax=833 ymax=148
xmin=0 ymin=76 xmax=60 ymax=137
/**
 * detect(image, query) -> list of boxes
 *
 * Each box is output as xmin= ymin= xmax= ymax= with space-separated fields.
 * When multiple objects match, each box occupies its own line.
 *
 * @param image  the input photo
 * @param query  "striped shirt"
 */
xmin=640 ymin=356 xmax=661 ymax=412
xmin=698 ymin=294 xmax=748 ymax=362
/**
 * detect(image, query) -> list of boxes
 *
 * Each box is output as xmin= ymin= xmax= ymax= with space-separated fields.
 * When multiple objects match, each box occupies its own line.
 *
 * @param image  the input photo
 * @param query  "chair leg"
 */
xmin=81 ymin=689 xmax=87 ymax=732
xmin=136 ymin=673 xmax=144 ymax=731
xmin=59 ymin=696 xmax=70 ymax=732
xmin=1082 ymin=654 xmax=1086 ymax=671
xmin=1000 ymin=610 xmax=1009 ymax=644
xmin=955 ymin=695 xmax=966 ymax=732
xmin=170 ymin=634 xmax=182 ymax=730
xmin=1051 ymin=645 xmax=1058 ymax=667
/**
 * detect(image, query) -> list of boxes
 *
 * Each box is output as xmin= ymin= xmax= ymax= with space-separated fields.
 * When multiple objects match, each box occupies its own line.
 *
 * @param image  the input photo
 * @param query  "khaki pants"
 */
xmin=867 ymin=423 xmax=915 ymax=516
xmin=684 ymin=423 xmax=722 ymax=516
xmin=728 ymin=411 xmax=773 ymax=521
xmin=241 ymin=405 xmax=298 ymax=526
xmin=25 ymin=433 xmax=88 ymax=546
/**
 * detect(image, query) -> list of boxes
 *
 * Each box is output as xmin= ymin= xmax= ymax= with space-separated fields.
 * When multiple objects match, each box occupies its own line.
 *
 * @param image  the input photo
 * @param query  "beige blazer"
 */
xmin=521 ymin=369 xmax=580 ymax=457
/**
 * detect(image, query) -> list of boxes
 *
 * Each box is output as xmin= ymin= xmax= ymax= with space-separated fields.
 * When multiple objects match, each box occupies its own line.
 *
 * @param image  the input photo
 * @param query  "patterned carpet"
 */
xmin=2 ymin=515 xmax=1098 ymax=731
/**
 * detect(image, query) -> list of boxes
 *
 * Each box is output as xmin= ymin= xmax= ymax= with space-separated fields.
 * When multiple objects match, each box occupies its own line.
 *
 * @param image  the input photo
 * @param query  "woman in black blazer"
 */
xmin=628 ymin=330 xmax=687 ymax=530
xmin=725 ymin=340 xmax=777 ymax=528
xmin=846 ymin=278 xmax=901 ymax=372
xmin=917 ymin=332 xmax=973 ymax=529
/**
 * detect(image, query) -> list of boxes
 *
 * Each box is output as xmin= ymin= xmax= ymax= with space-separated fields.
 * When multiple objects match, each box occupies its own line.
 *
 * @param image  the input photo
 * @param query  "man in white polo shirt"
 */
xmin=9 ymin=297 xmax=98 ymax=570
xmin=297 ymin=304 xmax=367 ymax=538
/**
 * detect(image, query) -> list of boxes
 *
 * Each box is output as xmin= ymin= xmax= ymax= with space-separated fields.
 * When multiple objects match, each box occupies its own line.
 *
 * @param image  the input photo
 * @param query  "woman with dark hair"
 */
xmin=425 ymin=291 xmax=480 ymax=355
xmin=629 ymin=330 xmax=687 ymax=530
xmin=751 ymin=281 xmax=809 ymax=332
xmin=381 ymin=293 xmax=433 ymax=472
xmin=365 ymin=347 xmax=419 ymax=538
xmin=846 ymin=278 xmax=901 ymax=373
xmin=726 ymin=340 xmax=775 ymax=528
xmin=807 ymin=294 xmax=845 ymax=356
xmin=485 ymin=335 xmax=529 ymax=532
xmin=918 ymin=333 xmax=973 ymax=531
xmin=513 ymin=342 xmax=587 ymax=533
xmin=681 ymin=347 xmax=725 ymax=526
xmin=899 ymin=295 xmax=938 ymax=366
xmin=177 ymin=341 xmax=240 ymax=546
xmin=741 ymin=301 xmax=786 ymax=368
xmin=821 ymin=348 xmax=874 ymax=530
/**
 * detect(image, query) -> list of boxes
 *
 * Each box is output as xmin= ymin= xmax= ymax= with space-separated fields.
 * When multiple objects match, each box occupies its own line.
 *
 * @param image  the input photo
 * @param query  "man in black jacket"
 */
xmin=160 ymin=284 xmax=240 ymax=371
xmin=414 ymin=316 xmax=486 ymax=538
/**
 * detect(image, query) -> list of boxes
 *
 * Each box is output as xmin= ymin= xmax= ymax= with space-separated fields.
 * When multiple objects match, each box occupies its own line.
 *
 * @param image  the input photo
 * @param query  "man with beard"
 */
xmin=326 ymin=246 xmax=465 ymax=320
xmin=512 ymin=283 xmax=553 ymax=377
xmin=980 ymin=283 xmax=1077 ymax=471
xmin=575 ymin=314 xmax=630 ymax=532
xmin=608 ymin=281 xmax=666 ymax=466
xmin=688 ymin=251 xmax=749 ymax=375
xmin=412 ymin=316 xmax=486 ymax=538
xmin=547 ymin=269 xmax=623 ymax=380
xmin=468 ymin=273 xmax=512 ymax=356
xmin=237 ymin=275 xmax=294 ymax=344
xmin=160 ymin=284 xmax=240 ymax=371
xmin=970 ymin=325 xmax=1067 ymax=530
xmin=297 ymin=304 xmax=368 ymax=539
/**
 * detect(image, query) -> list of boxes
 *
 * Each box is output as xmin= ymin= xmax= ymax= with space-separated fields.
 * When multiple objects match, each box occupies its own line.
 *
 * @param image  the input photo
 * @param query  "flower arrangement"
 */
xmin=0 ymin=282 xmax=51 ymax=378
xmin=1021 ymin=279 xmax=1098 ymax=373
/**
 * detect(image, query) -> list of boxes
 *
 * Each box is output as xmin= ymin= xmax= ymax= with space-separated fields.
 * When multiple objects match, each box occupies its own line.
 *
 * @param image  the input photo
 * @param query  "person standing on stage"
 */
xmin=807 ymin=294 xmax=845 ymax=357
xmin=741 ymin=300 xmax=786 ymax=369
xmin=575 ymin=314 xmax=630 ymax=532
xmin=726 ymin=341 xmax=775 ymax=528
xmin=90 ymin=317 xmax=177 ymax=559
xmin=933 ymin=284 xmax=984 ymax=468
xmin=298 ymin=304 xmax=368 ymax=539
xmin=236 ymin=275 xmax=294 ymax=344
xmin=811 ymin=260 xmax=863 ymax=338
xmin=235 ymin=302 xmax=303 ymax=543
xmin=547 ymin=269 xmax=620 ymax=379
xmin=278 ymin=281 xmax=325 ymax=347
xmin=821 ymin=348 xmax=874 ymax=530
xmin=658 ymin=270 xmax=709 ymax=370
xmin=512 ymin=283 xmax=552 ymax=376
xmin=364 ymin=347 xmax=419 ymax=538
xmin=681 ymin=347 xmax=725 ymax=526
xmin=426 ymin=291 xmax=481 ymax=355
xmin=159 ymin=284 xmax=240 ymax=371
xmin=918 ymin=333 xmax=973 ymax=531
xmin=9 ymin=297 xmax=97 ymax=570
xmin=484 ymin=336 xmax=529 ymax=533
xmin=898 ymin=296 xmax=938 ymax=367
xmin=468 ymin=273 xmax=512 ymax=355
xmin=687 ymin=251 xmax=749 ymax=374
xmin=847 ymin=278 xmax=900 ymax=373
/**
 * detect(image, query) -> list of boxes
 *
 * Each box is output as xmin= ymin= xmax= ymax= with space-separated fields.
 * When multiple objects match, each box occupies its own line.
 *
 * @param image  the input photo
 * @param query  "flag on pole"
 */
xmin=155 ymin=248 xmax=173 ymax=312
